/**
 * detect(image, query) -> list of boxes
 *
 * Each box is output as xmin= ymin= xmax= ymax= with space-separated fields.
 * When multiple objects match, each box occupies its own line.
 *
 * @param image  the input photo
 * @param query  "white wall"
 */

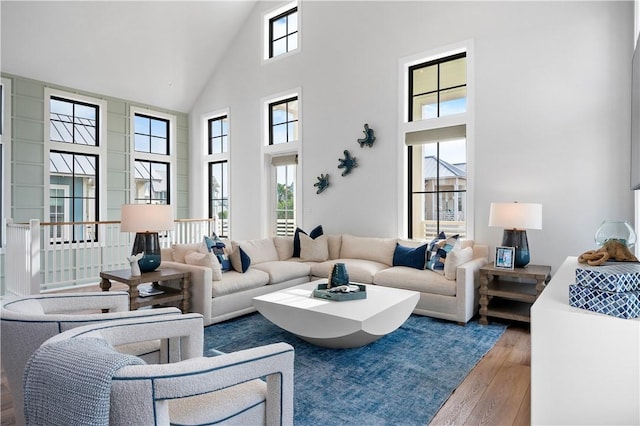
xmin=189 ymin=1 xmax=634 ymax=272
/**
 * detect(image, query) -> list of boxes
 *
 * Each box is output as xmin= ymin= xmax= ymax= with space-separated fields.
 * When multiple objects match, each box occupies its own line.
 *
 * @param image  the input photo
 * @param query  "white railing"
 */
xmin=422 ymin=220 xmax=466 ymax=240
xmin=4 ymin=218 xmax=216 ymax=295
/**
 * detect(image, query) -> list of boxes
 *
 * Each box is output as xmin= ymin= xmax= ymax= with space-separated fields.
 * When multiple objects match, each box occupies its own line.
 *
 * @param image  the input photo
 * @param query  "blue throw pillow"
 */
xmin=204 ymin=234 xmax=231 ymax=271
xmin=426 ymin=234 xmax=460 ymax=271
xmin=393 ymin=243 xmax=428 ymax=270
xmin=293 ymin=225 xmax=324 ymax=257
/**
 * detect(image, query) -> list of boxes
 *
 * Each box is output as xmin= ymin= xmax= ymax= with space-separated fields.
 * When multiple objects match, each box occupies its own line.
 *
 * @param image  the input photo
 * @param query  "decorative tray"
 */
xmin=312 ymin=283 xmax=367 ymax=301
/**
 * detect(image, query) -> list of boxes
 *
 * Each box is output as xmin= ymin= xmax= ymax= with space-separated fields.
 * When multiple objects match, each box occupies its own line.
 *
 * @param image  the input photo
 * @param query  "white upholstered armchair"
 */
xmin=0 ymin=291 xmax=183 ymax=426
xmin=28 ymin=313 xmax=295 ymax=425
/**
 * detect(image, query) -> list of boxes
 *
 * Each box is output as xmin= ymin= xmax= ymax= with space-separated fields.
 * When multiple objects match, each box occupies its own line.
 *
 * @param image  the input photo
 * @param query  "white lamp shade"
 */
xmin=120 ymin=204 xmax=175 ymax=232
xmin=488 ymin=202 xmax=542 ymax=230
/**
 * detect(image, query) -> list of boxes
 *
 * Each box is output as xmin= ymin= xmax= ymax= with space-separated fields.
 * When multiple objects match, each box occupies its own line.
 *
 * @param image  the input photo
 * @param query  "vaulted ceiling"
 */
xmin=1 ymin=1 xmax=257 ymax=112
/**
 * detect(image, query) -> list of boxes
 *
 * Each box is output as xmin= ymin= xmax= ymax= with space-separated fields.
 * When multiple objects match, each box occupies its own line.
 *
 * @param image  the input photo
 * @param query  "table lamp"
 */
xmin=489 ymin=202 xmax=542 ymax=268
xmin=120 ymin=204 xmax=174 ymax=273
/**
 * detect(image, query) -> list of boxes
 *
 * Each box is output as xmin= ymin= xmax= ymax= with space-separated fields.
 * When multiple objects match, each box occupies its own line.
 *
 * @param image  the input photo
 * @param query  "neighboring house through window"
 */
xmin=403 ymin=46 xmax=472 ymax=240
xmin=207 ymin=113 xmax=230 ymax=237
xmin=45 ymin=90 xmax=106 ymax=243
xmin=264 ymin=1 xmax=299 ymax=60
xmin=131 ymin=108 xmax=175 ymax=205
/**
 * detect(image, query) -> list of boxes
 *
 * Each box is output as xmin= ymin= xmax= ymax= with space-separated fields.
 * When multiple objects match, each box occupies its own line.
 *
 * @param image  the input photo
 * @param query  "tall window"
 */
xmin=131 ymin=108 xmax=175 ymax=205
xmin=407 ymin=52 xmax=468 ymax=239
xmin=269 ymin=97 xmax=298 ymax=145
xmin=273 ymin=156 xmax=297 ymax=236
xmin=206 ymin=113 xmax=230 ymax=236
xmin=209 ymin=161 xmax=228 ymax=237
xmin=46 ymin=94 xmax=104 ymax=243
xmin=269 ymin=5 xmax=298 ymax=58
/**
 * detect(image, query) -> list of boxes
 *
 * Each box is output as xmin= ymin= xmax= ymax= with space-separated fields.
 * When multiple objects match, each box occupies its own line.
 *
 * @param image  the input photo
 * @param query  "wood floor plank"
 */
xmin=464 ymin=361 xmax=531 ymax=426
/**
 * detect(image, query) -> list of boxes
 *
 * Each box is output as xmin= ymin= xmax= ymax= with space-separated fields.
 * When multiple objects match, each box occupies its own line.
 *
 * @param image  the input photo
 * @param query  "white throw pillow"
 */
xmin=184 ymin=250 xmax=223 ymax=281
xmin=443 ymin=246 xmax=474 ymax=280
xmin=299 ymin=233 xmax=329 ymax=262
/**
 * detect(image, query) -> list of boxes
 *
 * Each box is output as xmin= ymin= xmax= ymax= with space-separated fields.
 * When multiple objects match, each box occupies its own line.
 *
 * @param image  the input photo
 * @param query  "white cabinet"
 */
xmin=531 ymin=256 xmax=640 ymax=425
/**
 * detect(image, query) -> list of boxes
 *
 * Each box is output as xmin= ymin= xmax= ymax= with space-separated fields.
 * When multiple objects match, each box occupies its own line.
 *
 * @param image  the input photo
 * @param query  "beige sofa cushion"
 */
xmin=374 ymin=267 xmax=456 ymax=297
xmin=310 ymin=259 xmax=389 ymax=284
xmin=171 ymin=243 xmax=204 ymax=263
xmin=340 ymin=234 xmax=396 ymax=266
xmin=327 ymin=234 xmax=342 ymax=260
xmin=211 ymin=269 xmax=270 ymax=297
xmin=252 ymin=261 xmax=311 ymax=284
xmin=236 ymin=238 xmax=279 ymax=265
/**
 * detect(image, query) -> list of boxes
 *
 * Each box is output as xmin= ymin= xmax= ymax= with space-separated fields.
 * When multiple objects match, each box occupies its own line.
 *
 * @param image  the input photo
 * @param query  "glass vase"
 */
xmin=594 ymin=220 xmax=637 ymax=248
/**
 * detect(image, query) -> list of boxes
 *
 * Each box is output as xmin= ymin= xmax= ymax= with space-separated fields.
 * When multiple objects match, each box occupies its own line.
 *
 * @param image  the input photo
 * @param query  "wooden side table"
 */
xmin=100 ymin=268 xmax=191 ymax=312
xmin=479 ymin=263 xmax=551 ymax=325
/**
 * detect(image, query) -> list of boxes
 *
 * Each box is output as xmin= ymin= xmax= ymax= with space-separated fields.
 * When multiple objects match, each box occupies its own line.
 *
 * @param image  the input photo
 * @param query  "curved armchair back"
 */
xmin=31 ymin=313 xmax=294 ymax=425
xmin=1 ymin=292 xmax=181 ymax=426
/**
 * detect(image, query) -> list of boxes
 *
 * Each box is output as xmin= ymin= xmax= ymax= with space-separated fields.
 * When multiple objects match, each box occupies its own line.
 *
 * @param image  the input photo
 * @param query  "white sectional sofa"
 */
xmin=160 ymin=233 xmax=489 ymax=326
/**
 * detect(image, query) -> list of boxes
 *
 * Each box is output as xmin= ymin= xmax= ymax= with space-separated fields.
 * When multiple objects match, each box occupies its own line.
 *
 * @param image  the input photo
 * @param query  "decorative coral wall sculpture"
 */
xmin=357 ymin=123 xmax=376 ymax=148
xmin=314 ymin=173 xmax=330 ymax=194
xmin=338 ymin=150 xmax=358 ymax=176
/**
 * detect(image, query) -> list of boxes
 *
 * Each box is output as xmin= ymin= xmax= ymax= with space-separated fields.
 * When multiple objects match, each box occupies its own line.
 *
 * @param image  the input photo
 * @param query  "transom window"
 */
xmin=208 ymin=115 xmax=228 ymax=155
xmin=409 ymin=53 xmax=467 ymax=121
xmin=134 ymin=114 xmax=169 ymax=155
xmin=269 ymin=97 xmax=298 ymax=145
xmin=269 ymin=6 xmax=298 ymax=58
xmin=49 ymin=97 xmax=98 ymax=146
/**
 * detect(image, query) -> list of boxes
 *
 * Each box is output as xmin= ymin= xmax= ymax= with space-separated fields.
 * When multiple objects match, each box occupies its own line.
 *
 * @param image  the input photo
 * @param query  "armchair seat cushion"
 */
xmin=252 ymin=261 xmax=311 ymax=284
xmin=310 ymin=259 xmax=389 ymax=284
xmin=211 ymin=270 xmax=270 ymax=297
xmin=374 ymin=267 xmax=456 ymax=297
xmin=169 ymin=378 xmax=267 ymax=425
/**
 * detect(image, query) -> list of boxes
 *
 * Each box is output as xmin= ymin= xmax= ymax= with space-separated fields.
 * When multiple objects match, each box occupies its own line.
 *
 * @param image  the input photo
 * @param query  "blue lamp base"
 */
xmin=502 ymin=229 xmax=530 ymax=268
xmin=132 ymin=232 xmax=161 ymax=273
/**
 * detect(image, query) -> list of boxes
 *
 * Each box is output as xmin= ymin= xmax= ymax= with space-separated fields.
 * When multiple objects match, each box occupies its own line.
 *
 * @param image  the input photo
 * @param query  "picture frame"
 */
xmin=495 ymin=246 xmax=515 ymax=270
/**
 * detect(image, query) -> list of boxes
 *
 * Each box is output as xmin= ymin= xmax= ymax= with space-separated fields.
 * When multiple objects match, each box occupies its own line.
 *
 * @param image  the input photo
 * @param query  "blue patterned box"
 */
xmin=575 ymin=263 xmax=640 ymax=292
xmin=569 ymin=284 xmax=640 ymax=319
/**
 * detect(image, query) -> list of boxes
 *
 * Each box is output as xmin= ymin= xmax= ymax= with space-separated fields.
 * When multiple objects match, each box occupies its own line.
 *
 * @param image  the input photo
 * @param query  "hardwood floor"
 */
xmin=1 ymin=313 xmax=530 ymax=426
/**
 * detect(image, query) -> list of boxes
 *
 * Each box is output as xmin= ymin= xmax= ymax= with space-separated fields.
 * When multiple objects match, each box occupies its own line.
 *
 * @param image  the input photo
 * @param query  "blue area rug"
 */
xmin=204 ymin=313 xmax=505 ymax=426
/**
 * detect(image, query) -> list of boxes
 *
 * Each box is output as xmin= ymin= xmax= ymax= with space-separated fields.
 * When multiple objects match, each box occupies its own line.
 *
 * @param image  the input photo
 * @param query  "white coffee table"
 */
xmin=252 ymin=280 xmax=419 ymax=348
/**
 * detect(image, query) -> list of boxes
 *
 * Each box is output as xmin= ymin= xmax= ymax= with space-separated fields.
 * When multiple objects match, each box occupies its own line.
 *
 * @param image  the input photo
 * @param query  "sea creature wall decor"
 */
xmin=314 ymin=173 xmax=330 ymax=194
xmin=338 ymin=150 xmax=358 ymax=176
xmin=357 ymin=123 xmax=376 ymax=148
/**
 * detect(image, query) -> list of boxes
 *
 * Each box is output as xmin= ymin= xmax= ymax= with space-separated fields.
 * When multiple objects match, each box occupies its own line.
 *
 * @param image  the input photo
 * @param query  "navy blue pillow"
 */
xmin=293 ymin=225 xmax=324 ymax=257
xmin=393 ymin=243 xmax=428 ymax=270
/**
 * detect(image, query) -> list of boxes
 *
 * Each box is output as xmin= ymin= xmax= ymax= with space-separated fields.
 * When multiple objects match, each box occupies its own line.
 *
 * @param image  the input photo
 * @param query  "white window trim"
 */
xmin=397 ymin=39 xmax=475 ymax=240
xmin=262 ymin=0 xmax=300 ymax=63
xmin=203 ymin=108 xmax=231 ymax=237
xmin=129 ymin=106 xmax=177 ymax=212
xmin=1 ymin=77 xmax=12 ymax=249
xmin=262 ymin=89 xmax=303 ymax=237
xmin=44 ymin=88 xmax=107 ymax=247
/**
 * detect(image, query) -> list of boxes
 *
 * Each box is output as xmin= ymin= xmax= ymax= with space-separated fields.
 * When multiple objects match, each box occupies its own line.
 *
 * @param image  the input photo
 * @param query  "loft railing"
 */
xmin=4 ymin=218 xmax=217 ymax=296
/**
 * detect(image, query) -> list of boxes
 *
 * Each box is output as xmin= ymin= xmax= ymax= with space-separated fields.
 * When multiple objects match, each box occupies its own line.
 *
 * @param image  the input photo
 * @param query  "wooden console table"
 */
xmin=100 ymin=268 xmax=191 ymax=312
xmin=479 ymin=263 xmax=551 ymax=325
